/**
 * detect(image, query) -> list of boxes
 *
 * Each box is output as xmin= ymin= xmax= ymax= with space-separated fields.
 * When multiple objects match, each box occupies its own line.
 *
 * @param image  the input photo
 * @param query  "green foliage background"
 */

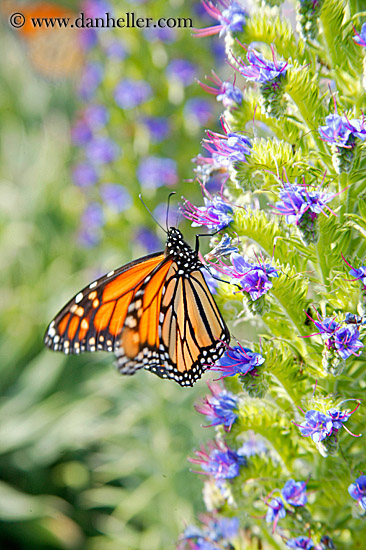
xmin=0 ymin=1 xmax=222 ymax=548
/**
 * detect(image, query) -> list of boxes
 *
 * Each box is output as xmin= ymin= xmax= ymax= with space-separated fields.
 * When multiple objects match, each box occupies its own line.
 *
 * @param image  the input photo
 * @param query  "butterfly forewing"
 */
xmin=45 ymin=227 xmax=230 ymax=386
xmin=44 ymin=252 xmax=165 ymax=354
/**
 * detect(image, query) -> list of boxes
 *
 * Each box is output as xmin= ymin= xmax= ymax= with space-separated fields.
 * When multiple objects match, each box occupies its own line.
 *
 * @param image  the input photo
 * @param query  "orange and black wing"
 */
xmin=44 ymin=252 xmax=166 ymax=355
xmin=116 ymin=265 xmax=230 ymax=386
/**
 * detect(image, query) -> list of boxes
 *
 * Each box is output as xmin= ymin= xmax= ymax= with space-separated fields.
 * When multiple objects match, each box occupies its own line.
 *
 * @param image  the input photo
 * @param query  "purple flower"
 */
xmin=137 ymin=156 xmax=177 ymax=189
xmin=353 ymin=23 xmax=366 ymax=47
xmin=100 ymin=184 xmax=132 ymax=212
xmin=265 ymin=497 xmax=286 ymax=530
xmin=238 ymin=49 xmax=289 ymax=83
xmin=203 ymin=128 xmax=252 ymax=165
xmin=83 ymin=0 xmax=113 ymax=19
xmin=346 ymin=117 xmax=366 ymax=141
xmin=114 ymin=79 xmax=152 ymax=109
xmin=78 ymin=62 xmax=103 ymax=100
xmin=143 ymin=26 xmax=176 ymax=43
xmin=72 ymin=163 xmax=98 ymax=187
xmin=216 ymin=81 xmax=243 ymax=107
xmin=141 ymin=116 xmax=170 ymax=143
xmin=326 ymin=400 xmax=362 ymax=436
xmin=181 ymin=196 xmax=233 ymax=231
xmin=212 ymin=344 xmax=265 ymax=378
xmin=135 ymin=228 xmax=162 ymax=253
xmin=307 ymin=313 xmax=340 ymax=338
xmin=180 ymin=516 xmax=239 ymax=550
xmin=184 ymin=98 xmax=213 ymax=126
xmin=189 ymin=441 xmax=246 ymax=482
xmin=166 ymin=59 xmax=197 ymax=85
xmin=205 ymin=234 xmax=239 ymax=260
xmin=84 ymin=105 xmax=109 ymax=129
xmin=348 ymin=475 xmax=366 ymax=510
xmin=195 ymin=1 xmax=247 ymax=38
xmin=195 ymin=382 xmax=238 ymax=431
xmin=319 ymin=536 xmax=335 ymax=549
xmin=318 ymin=114 xmax=353 ymax=147
xmin=238 ymin=436 xmax=267 ymax=458
xmin=79 ymin=28 xmax=97 ymax=51
xmin=241 ymin=269 xmax=273 ymax=300
xmin=86 ymin=137 xmax=120 ymax=165
xmin=286 ymin=537 xmax=314 ymax=550
xmin=349 ymin=265 xmax=366 ymax=285
xmin=202 ymin=268 xmax=219 ymax=294
xmin=199 ymin=74 xmax=243 ymax=108
xmin=225 ymin=253 xmax=278 ymax=301
xmin=333 ymin=325 xmax=363 ymax=359
xmin=71 ymin=120 xmax=92 ymax=146
xmin=273 ymin=183 xmax=337 ymax=226
xmin=104 ymin=40 xmax=128 ymax=60
xmin=212 ymin=517 xmax=239 ymax=539
xmin=282 ymin=480 xmax=307 ymax=507
xmin=78 ymin=202 xmax=104 ymax=247
xmin=193 ymin=155 xmax=229 ymax=193
xmin=296 ymin=410 xmax=334 ymax=443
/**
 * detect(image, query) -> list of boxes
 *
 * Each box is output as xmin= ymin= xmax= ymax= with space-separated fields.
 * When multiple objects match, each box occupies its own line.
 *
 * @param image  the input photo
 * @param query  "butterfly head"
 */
xmin=165 ymin=227 xmax=201 ymax=270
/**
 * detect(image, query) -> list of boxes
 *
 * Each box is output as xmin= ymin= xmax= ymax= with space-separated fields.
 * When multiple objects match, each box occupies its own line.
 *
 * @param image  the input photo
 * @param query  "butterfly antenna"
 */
xmin=166 ymin=191 xmax=176 ymax=230
xmin=138 ymin=194 xmax=167 ymax=233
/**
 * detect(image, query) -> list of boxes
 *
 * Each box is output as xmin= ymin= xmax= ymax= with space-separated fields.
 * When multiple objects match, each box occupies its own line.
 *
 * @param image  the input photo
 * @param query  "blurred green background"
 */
xmin=0 ymin=1 xmax=224 ymax=548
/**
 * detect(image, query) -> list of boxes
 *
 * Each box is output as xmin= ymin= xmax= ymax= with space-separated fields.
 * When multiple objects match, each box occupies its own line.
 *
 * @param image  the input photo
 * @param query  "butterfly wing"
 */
xmin=44 ymin=252 xmax=165 ymax=354
xmin=116 ymin=264 xmax=230 ymax=386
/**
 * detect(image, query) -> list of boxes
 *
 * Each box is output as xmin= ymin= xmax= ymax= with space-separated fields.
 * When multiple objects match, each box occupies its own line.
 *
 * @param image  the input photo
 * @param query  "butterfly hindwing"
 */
xmin=116 ymin=264 xmax=230 ymax=387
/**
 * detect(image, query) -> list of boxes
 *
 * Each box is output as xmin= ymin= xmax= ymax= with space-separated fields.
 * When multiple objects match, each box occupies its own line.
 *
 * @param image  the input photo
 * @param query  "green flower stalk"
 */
xmin=297 ymin=0 xmax=324 ymax=41
xmin=182 ymin=0 xmax=366 ymax=548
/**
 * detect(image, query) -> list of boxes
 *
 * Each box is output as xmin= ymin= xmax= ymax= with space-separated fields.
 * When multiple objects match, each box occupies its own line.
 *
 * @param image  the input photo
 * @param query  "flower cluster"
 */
xmin=306 ymin=311 xmax=364 ymax=368
xmin=237 ymin=48 xmax=289 ymax=117
xmin=273 ymin=180 xmax=338 ymax=244
xmin=221 ymin=253 xmax=278 ymax=302
xmin=353 ymin=23 xmax=366 ymax=48
xmin=205 ymin=234 xmax=239 ymax=260
xmin=286 ymin=536 xmax=314 ymax=549
xmin=212 ymin=343 xmax=265 ymax=379
xmin=294 ymin=400 xmax=361 ymax=455
xmin=199 ymin=72 xmax=243 ymax=109
xmin=189 ymin=440 xmax=246 ymax=486
xmin=203 ymin=127 xmax=252 ymax=167
xmin=179 ymin=515 xmax=239 ymax=550
xmin=265 ymin=479 xmax=308 ymax=532
xmin=318 ymin=114 xmax=366 ymax=173
xmin=298 ymin=0 xmax=325 ymax=41
xmin=348 ymin=475 xmax=366 ymax=511
xmin=195 ymin=382 xmax=238 ymax=431
xmin=195 ymin=0 xmax=247 ymax=38
xmin=181 ymin=196 xmax=234 ymax=231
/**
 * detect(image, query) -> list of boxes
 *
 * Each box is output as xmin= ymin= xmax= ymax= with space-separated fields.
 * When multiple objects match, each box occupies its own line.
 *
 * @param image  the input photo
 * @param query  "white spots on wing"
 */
xmin=75 ymin=292 xmax=83 ymax=304
xmin=89 ymin=281 xmax=97 ymax=289
xmin=107 ymin=270 xmax=115 ymax=277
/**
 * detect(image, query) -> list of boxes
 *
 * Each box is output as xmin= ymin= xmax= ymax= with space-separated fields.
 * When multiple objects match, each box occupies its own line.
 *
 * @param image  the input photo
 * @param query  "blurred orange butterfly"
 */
xmin=44 ymin=226 xmax=230 ymax=386
xmin=2 ymin=1 xmax=84 ymax=79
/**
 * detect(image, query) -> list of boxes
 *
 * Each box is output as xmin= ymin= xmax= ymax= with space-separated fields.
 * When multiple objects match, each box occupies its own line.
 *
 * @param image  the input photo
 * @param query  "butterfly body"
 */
xmin=45 ymin=228 xmax=230 ymax=386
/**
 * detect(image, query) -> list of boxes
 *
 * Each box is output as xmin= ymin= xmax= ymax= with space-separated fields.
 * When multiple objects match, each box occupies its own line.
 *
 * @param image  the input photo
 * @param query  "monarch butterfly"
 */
xmin=44 ymin=226 xmax=230 ymax=386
